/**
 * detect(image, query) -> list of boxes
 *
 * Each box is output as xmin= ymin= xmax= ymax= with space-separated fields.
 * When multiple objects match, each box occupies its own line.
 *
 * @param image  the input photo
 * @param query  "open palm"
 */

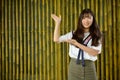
xmin=51 ymin=14 xmax=61 ymax=24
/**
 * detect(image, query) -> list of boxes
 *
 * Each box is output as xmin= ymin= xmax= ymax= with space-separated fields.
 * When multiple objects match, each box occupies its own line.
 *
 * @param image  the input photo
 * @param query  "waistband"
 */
xmin=70 ymin=58 xmax=93 ymax=63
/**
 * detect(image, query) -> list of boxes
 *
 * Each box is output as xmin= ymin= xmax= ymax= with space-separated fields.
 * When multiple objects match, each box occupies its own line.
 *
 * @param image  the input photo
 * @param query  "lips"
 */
xmin=84 ymin=23 xmax=90 ymax=26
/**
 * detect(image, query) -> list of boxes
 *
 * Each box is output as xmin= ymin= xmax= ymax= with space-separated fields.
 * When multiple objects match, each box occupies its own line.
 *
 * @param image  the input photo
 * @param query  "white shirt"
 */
xmin=59 ymin=31 xmax=102 ymax=61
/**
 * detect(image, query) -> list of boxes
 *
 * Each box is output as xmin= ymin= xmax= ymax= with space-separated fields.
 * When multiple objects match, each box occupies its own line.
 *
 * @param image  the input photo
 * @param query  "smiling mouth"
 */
xmin=84 ymin=23 xmax=90 ymax=26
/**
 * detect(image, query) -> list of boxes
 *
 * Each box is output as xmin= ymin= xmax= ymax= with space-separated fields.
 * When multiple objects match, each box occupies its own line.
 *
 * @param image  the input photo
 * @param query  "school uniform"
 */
xmin=59 ymin=31 xmax=102 ymax=80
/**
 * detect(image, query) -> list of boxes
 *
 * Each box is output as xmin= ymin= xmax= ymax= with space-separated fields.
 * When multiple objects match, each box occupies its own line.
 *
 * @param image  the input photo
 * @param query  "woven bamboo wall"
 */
xmin=1 ymin=0 xmax=120 ymax=80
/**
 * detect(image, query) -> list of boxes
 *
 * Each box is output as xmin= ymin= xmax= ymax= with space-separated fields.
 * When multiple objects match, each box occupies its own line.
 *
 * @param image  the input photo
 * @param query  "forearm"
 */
xmin=53 ymin=23 xmax=61 ymax=42
xmin=76 ymin=43 xmax=99 ymax=56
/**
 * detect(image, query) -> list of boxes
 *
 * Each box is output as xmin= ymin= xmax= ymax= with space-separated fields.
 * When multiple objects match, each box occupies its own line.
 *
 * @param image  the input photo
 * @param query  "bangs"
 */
xmin=82 ymin=13 xmax=92 ymax=19
xmin=80 ymin=9 xmax=94 ymax=19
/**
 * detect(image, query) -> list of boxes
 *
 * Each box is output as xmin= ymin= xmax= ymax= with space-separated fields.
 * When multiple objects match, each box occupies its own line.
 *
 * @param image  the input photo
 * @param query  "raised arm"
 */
xmin=51 ymin=14 xmax=61 ymax=43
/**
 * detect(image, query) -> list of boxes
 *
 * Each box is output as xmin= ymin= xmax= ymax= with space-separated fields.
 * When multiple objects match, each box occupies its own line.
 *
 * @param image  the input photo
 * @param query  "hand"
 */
xmin=66 ymin=39 xmax=79 ymax=46
xmin=51 ymin=14 xmax=61 ymax=24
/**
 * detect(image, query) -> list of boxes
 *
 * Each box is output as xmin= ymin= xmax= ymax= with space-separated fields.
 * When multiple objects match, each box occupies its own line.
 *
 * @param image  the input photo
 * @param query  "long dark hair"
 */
xmin=72 ymin=9 xmax=102 ymax=46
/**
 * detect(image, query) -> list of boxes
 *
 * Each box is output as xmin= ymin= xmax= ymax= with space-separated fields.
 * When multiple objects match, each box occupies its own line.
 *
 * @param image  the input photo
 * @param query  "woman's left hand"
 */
xmin=66 ymin=39 xmax=79 ymax=46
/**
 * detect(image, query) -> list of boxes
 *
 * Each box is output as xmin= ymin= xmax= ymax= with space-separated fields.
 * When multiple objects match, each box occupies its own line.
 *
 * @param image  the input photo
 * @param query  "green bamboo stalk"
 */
xmin=8 ymin=1 xmax=12 ymax=80
xmin=50 ymin=0 xmax=54 ymax=79
xmin=82 ymin=0 xmax=85 ymax=9
xmin=104 ymin=0 xmax=109 ymax=80
xmin=26 ymin=0 xmax=30 ymax=80
xmin=4 ymin=1 xmax=7 ymax=80
xmin=23 ymin=0 xmax=27 ymax=79
xmin=95 ymin=0 xmax=98 ymax=24
xmin=99 ymin=0 xmax=103 ymax=31
xmin=11 ymin=1 xmax=15 ymax=79
xmin=56 ymin=0 xmax=62 ymax=80
xmin=53 ymin=0 xmax=58 ymax=80
xmin=64 ymin=0 xmax=69 ymax=79
xmin=99 ymin=0 xmax=104 ymax=80
xmin=39 ymin=0 xmax=42 ymax=79
xmin=5 ymin=0 xmax=8 ymax=80
xmin=19 ymin=0 xmax=23 ymax=80
xmin=61 ymin=0 xmax=65 ymax=79
xmin=86 ymin=0 xmax=90 ymax=8
xmin=46 ymin=0 xmax=51 ymax=80
xmin=70 ymin=0 xmax=74 ymax=30
xmin=2 ymin=0 xmax=5 ymax=79
xmin=0 ymin=15 xmax=1 ymax=79
xmin=112 ymin=0 xmax=117 ymax=80
xmin=107 ymin=0 xmax=113 ymax=80
xmin=117 ymin=0 xmax=120 ymax=80
xmin=38 ymin=0 xmax=42 ymax=80
xmin=30 ymin=0 xmax=35 ymax=79
xmin=74 ymin=0 xmax=78 ymax=30
xmin=95 ymin=1 xmax=100 ymax=79
xmin=15 ymin=0 xmax=19 ymax=79
xmin=78 ymin=0 xmax=82 ymax=16
xmin=34 ymin=0 xmax=39 ymax=79
xmin=66 ymin=2 xmax=70 ymax=79
xmin=90 ymin=0 xmax=95 ymax=12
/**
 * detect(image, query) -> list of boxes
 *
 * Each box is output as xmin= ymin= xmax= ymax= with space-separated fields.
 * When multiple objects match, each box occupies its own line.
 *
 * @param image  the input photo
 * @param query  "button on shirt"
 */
xmin=59 ymin=31 xmax=102 ymax=61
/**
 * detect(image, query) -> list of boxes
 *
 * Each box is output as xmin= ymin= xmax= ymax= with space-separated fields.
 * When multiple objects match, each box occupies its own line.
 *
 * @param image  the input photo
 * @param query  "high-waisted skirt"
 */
xmin=68 ymin=58 xmax=97 ymax=80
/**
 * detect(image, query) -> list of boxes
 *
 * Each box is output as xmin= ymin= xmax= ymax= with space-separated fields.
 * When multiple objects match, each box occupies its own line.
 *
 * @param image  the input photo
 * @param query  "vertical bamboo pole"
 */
xmin=26 ymin=0 xmax=30 ymax=80
xmin=4 ymin=0 xmax=8 ymax=79
xmin=38 ymin=0 xmax=43 ymax=80
xmin=8 ymin=0 xmax=12 ymax=79
xmin=74 ymin=0 xmax=78 ymax=29
xmin=34 ymin=0 xmax=38 ymax=79
xmin=103 ymin=0 xmax=108 ymax=80
xmin=41 ymin=0 xmax=47 ymax=80
xmin=22 ymin=0 xmax=27 ymax=79
xmin=86 ymin=0 xmax=90 ymax=8
xmin=2 ymin=0 xmax=5 ymax=80
xmin=38 ymin=0 xmax=40 ymax=79
xmin=117 ymin=0 xmax=120 ymax=79
xmin=30 ymin=0 xmax=34 ymax=79
xmin=18 ymin=1 xmax=21 ymax=79
xmin=0 ymin=19 xmax=1 ymax=80
xmin=95 ymin=1 xmax=101 ymax=79
xmin=82 ymin=0 xmax=86 ymax=9
xmin=78 ymin=0 xmax=82 ymax=16
xmin=19 ymin=0 xmax=23 ymax=79
xmin=50 ymin=0 xmax=54 ymax=79
xmin=112 ymin=0 xmax=117 ymax=80
xmin=107 ymin=0 xmax=113 ymax=80
xmin=90 ymin=0 xmax=95 ymax=12
xmin=63 ymin=0 xmax=69 ymax=79
xmin=53 ymin=0 xmax=57 ymax=79
xmin=66 ymin=1 xmax=71 ymax=80
xmin=99 ymin=0 xmax=104 ymax=80
xmin=11 ymin=1 xmax=15 ymax=79
xmin=56 ymin=0 xmax=61 ymax=80
xmin=61 ymin=0 xmax=64 ymax=79
xmin=46 ymin=0 xmax=51 ymax=80
xmin=15 ymin=0 xmax=19 ymax=79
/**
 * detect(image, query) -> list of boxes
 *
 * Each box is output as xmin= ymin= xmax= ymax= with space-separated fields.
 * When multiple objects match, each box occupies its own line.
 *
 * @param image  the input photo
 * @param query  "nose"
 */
xmin=84 ymin=18 xmax=89 ymax=22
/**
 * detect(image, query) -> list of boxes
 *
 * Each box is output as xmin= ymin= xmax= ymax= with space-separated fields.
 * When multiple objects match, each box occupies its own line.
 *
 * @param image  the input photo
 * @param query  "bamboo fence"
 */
xmin=0 ymin=0 xmax=120 ymax=80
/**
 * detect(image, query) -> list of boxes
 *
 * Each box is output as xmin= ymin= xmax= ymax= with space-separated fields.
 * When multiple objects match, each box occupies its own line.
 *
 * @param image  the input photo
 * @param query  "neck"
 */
xmin=84 ymin=28 xmax=89 ymax=32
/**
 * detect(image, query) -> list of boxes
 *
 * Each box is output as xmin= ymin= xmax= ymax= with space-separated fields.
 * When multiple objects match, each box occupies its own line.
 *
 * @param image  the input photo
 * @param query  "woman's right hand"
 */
xmin=51 ymin=14 xmax=61 ymax=25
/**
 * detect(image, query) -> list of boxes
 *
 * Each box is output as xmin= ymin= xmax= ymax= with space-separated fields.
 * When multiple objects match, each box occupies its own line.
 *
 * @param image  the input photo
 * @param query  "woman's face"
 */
xmin=82 ymin=13 xmax=93 ymax=30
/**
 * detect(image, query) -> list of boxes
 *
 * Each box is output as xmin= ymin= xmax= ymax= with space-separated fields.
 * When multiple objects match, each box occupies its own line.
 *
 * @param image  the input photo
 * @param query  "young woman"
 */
xmin=51 ymin=9 xmax=102 ymax=80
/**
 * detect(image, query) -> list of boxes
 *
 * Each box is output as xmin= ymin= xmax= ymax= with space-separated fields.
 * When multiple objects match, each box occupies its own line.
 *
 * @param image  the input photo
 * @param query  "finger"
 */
xmin=51 ymin=14 xmax=56 ymax=18
xmin=59 ymin=15 xmax=61 ymax=19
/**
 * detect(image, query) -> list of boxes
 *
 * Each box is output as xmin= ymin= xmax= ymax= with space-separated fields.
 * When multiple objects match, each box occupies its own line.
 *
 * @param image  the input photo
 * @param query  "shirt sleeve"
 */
xmin=87 ymin=39 xmax=102 ymax=54
xmin=59 ymin=31 xmax=73 ymax=42
xmin=91 ymin=44 xmax=102 ymax=54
